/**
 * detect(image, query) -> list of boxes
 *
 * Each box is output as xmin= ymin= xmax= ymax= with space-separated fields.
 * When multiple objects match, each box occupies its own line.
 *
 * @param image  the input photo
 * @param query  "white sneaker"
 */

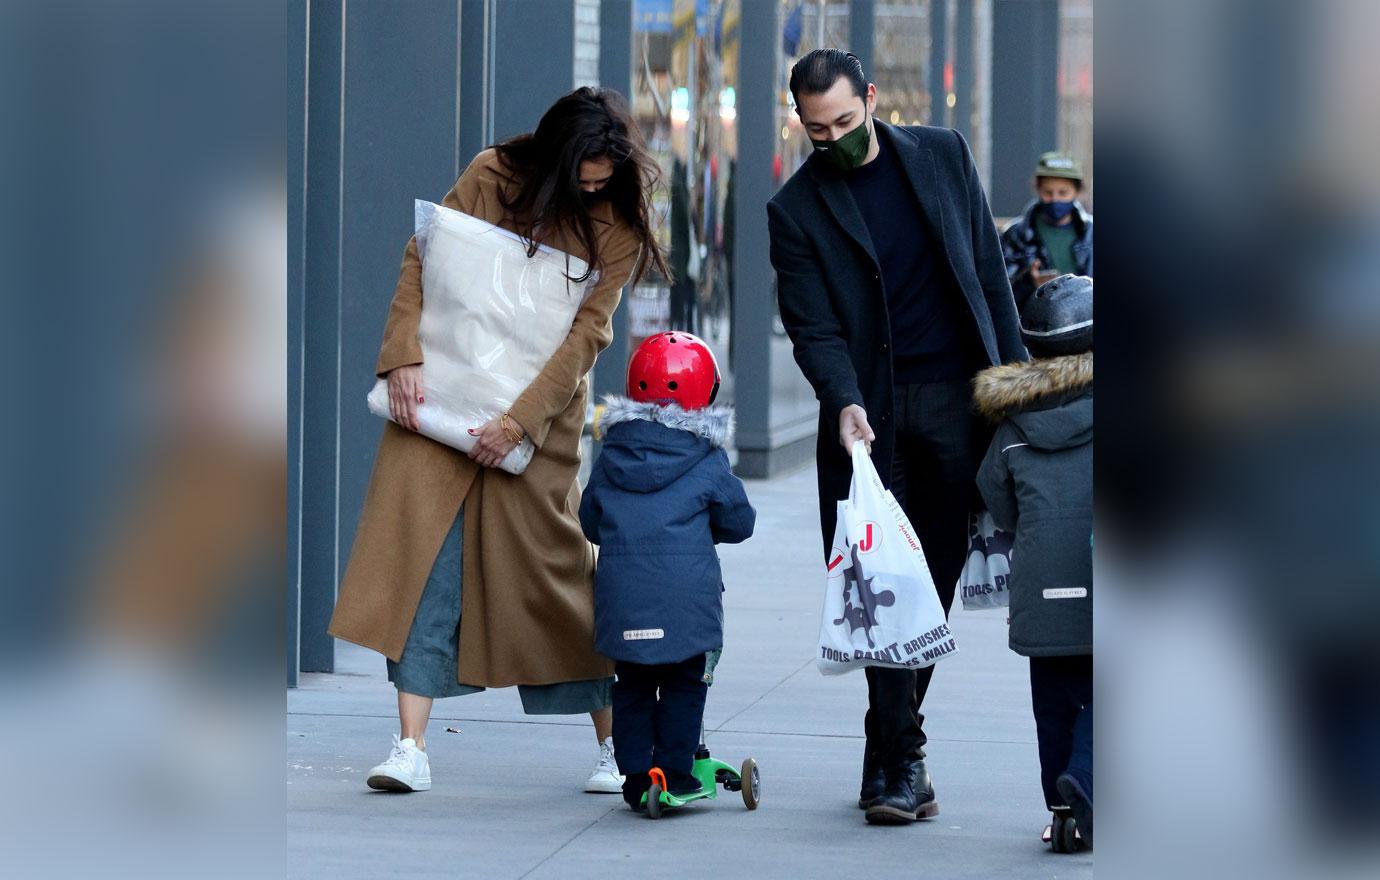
xmin=584 ymin=737 xmax=624 ymax=793
xmin=366 ymin=735 xmax=431 ymax=792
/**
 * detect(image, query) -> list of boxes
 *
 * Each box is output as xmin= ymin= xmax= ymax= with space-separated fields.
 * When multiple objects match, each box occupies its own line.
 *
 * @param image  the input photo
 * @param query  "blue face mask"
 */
xmin=1043 ymin=200 xmax=1075 ymax=222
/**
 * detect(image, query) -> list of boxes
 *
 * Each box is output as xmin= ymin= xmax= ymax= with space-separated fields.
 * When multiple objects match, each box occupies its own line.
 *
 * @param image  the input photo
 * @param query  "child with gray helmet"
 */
xmin=972 ymin=274 xmax=1093 ymax=851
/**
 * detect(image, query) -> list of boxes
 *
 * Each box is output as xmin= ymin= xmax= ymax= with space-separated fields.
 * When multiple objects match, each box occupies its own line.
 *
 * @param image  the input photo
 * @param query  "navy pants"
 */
xmin=612 ymin=655 xmax=708 ymax=777
xmin=1029 ymin=654 xmax=1093 ymax=808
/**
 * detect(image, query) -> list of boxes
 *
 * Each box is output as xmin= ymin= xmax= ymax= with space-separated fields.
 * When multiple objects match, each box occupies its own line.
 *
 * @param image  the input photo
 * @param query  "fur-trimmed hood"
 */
xmin=972 ymin=353 xmax=1092 ymax=451
xmin=973 ymin=352 xmax=1092 ymax=420
xmin=595 ymin=396 xmax=735 ymax=493
xmin=599 ymin=397 xmax=734 ymax=447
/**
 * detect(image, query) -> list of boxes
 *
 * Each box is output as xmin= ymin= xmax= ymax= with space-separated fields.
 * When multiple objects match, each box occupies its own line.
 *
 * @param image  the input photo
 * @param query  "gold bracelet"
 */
xmin=500 ymin=413 xmax=524 ymax=445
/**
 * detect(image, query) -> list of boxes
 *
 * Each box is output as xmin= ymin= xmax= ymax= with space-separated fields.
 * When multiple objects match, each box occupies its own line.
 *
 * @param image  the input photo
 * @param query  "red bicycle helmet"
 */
xmin=626 ymin=331 xmax=721 ymax=410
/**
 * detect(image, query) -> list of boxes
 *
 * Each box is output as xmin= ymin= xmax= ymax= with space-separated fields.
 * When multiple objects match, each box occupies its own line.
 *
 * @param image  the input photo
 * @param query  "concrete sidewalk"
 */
xmin=288 ymin=466 xmax=1093 ymax=879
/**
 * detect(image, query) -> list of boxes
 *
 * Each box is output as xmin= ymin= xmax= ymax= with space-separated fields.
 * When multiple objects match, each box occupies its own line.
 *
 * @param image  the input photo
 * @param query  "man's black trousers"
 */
xmin=864 ymin=378 xmax=986 ymax=769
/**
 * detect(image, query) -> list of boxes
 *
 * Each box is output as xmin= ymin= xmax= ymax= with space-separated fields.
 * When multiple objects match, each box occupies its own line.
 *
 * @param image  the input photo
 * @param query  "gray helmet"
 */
xmin=1021 ymin=274 xmax=1092 ymax=356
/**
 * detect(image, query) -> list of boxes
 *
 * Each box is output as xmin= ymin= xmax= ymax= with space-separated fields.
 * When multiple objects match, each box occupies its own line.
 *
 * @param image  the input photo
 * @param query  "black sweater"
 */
xmin=846 ymin=132 xmax=982 ymax=382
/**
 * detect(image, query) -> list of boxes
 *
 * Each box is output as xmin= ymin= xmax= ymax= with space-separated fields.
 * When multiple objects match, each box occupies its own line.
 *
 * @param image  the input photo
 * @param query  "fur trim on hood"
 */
xmin=599 ymin=396 xmax=735 ymax=448
xmin=972 ymin=352 xmax=1092 ymax=422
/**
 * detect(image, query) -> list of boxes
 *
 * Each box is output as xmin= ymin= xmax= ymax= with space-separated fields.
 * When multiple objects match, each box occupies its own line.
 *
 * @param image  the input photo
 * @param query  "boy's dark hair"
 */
xmin=1036 ymin=175 xmax=1084 ymax=193
xmin=789 ymin=49 xmax=867 ymax=110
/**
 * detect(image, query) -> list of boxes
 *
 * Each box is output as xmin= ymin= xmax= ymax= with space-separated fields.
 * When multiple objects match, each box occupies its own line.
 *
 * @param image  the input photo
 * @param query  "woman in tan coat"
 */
xmin=328 ymin=88 xmax=669 ymax=794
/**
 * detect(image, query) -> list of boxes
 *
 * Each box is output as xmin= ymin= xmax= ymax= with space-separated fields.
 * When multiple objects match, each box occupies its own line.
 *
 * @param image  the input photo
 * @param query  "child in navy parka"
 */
xmin=579 ymin=331 xmax=756 ymax=810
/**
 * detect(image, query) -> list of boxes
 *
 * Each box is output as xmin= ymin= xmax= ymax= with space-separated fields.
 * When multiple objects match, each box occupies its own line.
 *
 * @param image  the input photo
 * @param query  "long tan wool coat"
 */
xmin=328 ymin=149 xmax=641 ymax=688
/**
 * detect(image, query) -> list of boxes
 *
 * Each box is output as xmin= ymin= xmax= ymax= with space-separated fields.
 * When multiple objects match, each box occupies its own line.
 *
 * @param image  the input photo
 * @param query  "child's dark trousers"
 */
xmin=1029 ymin=654 xmax=1093 ymax=808
xmin=612 ymin=655 xmax=709 ymax=778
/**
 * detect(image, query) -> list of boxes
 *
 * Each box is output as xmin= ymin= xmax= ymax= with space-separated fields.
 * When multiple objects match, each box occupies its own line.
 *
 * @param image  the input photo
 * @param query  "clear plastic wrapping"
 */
xmin=367 ymin=200 xmax=598 ymax=473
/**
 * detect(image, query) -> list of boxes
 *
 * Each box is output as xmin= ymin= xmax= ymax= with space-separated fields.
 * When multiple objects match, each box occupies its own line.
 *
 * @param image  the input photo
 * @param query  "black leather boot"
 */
xmin=912 ymin=755 xmax=939 ymax=816
xmin=858 ymin=747 xmax=886 ymax=809
xmin=865 ymin=754 xmax=940 ymax=825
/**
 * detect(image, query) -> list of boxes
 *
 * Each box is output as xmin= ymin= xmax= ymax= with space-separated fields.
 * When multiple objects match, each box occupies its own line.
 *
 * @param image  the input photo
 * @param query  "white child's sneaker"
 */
xmin=584 ymin=737 xmax=624 ymax=793
xmin=366 ymin=734 xmax=431 ymax=792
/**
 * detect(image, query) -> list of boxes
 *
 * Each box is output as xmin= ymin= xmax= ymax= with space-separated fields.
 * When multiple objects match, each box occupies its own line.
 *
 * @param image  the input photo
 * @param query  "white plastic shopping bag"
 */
xmin=367 ymin=200 xmax=599 ymax=474
xmin=957 ymin=510 xmax=1014 ymax=610
xmin=817 ymin=442 xmax=957 ymax=675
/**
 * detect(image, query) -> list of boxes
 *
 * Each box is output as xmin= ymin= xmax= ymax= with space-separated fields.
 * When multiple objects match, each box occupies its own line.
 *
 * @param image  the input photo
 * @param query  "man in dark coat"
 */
xmin=767 ymin=49 xmax=1027 ymax=825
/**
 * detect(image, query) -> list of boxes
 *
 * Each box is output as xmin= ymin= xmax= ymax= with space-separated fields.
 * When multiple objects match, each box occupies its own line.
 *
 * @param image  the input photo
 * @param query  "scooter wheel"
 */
xmin=1051 ymin=811 xmax=1076 ymax=853
xmin=1064 ymin=818 xmax=1082 ymax=852
xmin=740 ymin=758 xmax=760 ymax=810
xmin=646 ymin=784 xmax=664 ymax=819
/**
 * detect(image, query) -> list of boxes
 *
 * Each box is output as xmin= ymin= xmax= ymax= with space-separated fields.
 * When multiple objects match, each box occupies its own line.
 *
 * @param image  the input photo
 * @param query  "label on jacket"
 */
xmin=1042 ymin=588 xmax=1088 ymax=599
xmin=623 ymin=628 xmax=665 ymax=641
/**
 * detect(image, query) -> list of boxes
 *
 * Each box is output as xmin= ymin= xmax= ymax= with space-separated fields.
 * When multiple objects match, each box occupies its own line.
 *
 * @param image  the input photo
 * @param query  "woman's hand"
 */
xmin=387 ymin=365 xmax=425 ymax=431
xmin=468 ymin=415 xmax=525 ymax=469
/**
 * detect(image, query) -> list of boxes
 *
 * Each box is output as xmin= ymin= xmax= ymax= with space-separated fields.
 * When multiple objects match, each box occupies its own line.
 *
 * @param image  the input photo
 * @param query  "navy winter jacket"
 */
xmin=580 ymin=398 xmax=756 ymax=665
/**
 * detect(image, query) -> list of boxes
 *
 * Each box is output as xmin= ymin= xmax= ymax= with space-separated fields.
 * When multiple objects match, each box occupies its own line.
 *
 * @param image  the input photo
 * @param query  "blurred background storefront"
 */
xmin=289 ymin=0 xmax=1092 ymax=682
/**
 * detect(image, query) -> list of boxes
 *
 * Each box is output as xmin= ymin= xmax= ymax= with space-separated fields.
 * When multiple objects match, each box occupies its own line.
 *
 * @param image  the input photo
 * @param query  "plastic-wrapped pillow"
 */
xmin=367 ymin=200 xmax=598 ymax=474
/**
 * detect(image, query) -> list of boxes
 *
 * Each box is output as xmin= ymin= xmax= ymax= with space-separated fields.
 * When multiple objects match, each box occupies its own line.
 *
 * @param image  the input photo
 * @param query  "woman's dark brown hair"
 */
xmin=491 ymin=87 xmax=671 ymax=285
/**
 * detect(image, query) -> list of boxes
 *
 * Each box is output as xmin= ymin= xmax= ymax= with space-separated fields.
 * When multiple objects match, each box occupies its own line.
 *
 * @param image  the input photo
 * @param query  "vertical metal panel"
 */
xmin=929 ymin=0 xmax=948 ymax=127
xmin=953 ymin=0 xmax=973 ymax=140
xmin=729 ymin=0 xmax=777 ymax=475
xmin=337 ymin=0 xmax=463 ymax=629
xmin=592 ymin=0 xmax=635 ymax=406
xmin=492 ymin=1 xmax=577 ymax=141
xmin=299 ymin=0 xmax=345 ymax=673
xmin=989 ymin=0 xmax=1058 ymax=215
xmin=287 ymin=0 xmax=309 ymax=686
xmin=459 ymin=0 xmax=492 ymax=161
xmin=849 ymin=0 xmax=876 ymax=84
xmin=297 ymin=0 xmax=463 ymax=676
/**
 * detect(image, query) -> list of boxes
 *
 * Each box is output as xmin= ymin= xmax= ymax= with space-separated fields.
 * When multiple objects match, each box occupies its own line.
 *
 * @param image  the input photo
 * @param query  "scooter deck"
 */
xmin=642 ymin=758 xmax=741 ymax=810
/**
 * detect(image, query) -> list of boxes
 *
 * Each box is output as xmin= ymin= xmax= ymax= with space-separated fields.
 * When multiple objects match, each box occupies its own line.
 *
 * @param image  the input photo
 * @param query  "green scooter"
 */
xmin=642 ymin=744 xmax=760 ymax=819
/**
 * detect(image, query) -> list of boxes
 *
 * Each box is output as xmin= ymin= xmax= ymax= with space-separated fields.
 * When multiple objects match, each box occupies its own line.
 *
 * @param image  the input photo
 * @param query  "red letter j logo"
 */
xmin=857 ymin=522 xmax=875 ymax=553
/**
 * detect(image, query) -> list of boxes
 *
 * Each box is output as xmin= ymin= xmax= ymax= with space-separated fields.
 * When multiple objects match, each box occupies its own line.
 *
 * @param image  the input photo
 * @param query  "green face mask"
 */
xmin=810 ymin=116 xmax=872 ymax=172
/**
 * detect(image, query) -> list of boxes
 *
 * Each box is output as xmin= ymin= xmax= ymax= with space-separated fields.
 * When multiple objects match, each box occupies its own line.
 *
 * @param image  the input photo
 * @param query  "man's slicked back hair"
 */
xmin=788 ymin=48 xmax=867 ymax=110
